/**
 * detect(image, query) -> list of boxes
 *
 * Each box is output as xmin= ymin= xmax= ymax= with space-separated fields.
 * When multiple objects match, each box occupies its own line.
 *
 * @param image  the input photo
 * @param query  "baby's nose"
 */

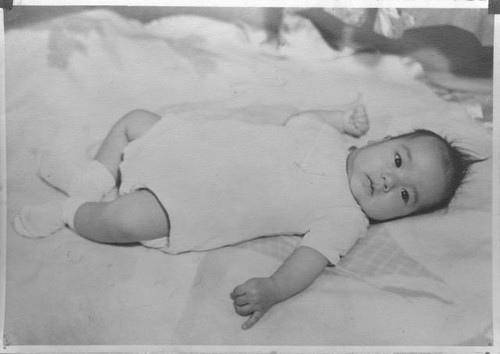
xmin=382 ymin=174 xmax=394 ymax=191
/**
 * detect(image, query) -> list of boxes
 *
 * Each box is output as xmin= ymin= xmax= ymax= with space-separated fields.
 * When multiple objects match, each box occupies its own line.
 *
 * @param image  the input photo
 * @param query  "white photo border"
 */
xmin=0 ymin=0 xmax=496 ymax=353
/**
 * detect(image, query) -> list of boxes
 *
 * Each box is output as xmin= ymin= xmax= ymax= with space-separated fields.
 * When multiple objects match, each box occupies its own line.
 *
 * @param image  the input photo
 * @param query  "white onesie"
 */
xmin=119 ymin=112 xmax=368 ymax=265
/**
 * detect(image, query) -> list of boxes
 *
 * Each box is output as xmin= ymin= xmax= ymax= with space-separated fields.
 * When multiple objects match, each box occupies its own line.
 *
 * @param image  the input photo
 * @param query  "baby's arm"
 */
xmin=230 ymin=246 xmax=329 ymax=330
xmin=285 ymin=104 xmax=369 ymax=137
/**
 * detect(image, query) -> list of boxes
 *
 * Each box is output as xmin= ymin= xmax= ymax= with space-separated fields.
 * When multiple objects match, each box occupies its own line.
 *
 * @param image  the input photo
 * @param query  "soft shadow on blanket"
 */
xmin=4 ymin=9 xmax=492 ymax=345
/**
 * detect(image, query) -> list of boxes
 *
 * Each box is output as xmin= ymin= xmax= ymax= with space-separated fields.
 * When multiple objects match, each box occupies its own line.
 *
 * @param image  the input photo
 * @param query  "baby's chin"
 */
xmin=363 ymin=212 xmax=389 ymax=223
xmin=362 ymin=207 xmax=413 ymax=223
xmin=355 ymin=193 xmax=399 ymax=221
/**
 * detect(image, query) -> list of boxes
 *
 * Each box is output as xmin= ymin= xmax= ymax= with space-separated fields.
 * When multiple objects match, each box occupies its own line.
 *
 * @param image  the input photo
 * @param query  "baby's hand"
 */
xmin=230 ymin=277 xmax=279 ymax=330
xmin=343 ymin=103 xmax=369 ymax=137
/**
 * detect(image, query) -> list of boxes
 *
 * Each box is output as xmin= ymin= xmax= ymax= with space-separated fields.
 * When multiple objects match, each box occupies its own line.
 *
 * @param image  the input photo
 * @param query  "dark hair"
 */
xmin=391 ymin=129 xmax=487 ymax=215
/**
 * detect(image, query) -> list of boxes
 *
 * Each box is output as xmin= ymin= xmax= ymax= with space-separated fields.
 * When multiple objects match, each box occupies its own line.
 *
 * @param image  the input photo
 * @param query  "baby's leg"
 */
xmin=94 ymin=109 xmax=161 ymax=182
xmin=74 ymin=190 xmax=169 ymax=244
xmin=15 ymin=110 xmax=164 ymax=239
xmin=38 ymin=109 xmax=160 ymax=199
xmin=15 ymin=190 xmax=169 ymax=243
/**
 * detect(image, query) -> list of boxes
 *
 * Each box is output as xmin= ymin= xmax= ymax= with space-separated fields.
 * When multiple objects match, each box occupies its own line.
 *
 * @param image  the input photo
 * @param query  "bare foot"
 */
xmin=343 ymin=104 xmax=369 ymax=137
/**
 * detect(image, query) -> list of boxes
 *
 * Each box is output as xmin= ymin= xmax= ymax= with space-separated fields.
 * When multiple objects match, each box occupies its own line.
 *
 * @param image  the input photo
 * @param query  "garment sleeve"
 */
xmin=300 ymin=208 xmax=368 ymax=265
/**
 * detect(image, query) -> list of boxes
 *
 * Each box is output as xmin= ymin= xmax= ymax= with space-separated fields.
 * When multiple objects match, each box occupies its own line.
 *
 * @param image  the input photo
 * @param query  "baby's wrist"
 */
xmin=268 ymin=275 xmax=285 ymax=304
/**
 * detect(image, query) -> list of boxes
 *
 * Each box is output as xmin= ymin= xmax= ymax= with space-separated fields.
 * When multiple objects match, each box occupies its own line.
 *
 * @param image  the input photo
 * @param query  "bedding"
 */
xmin=4 ymin=9 xmax=493 ymax=346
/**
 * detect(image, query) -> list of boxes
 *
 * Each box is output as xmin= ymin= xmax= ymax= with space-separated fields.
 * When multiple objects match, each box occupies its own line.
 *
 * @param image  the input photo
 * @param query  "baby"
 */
xmin=14 ymin=105 xmax=481 ymax=330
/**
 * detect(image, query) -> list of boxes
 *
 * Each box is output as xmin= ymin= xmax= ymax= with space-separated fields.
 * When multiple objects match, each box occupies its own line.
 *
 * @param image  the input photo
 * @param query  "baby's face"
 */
xmin=346 ymin=135 xmax=448 ymax=221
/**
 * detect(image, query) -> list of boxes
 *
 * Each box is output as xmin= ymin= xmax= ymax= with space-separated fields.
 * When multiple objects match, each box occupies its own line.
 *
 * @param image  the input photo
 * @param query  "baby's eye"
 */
xmin=401 ymin=189 xmax=409 ymax=203
xmin=394 ymin=153 xmax=402 ymax=168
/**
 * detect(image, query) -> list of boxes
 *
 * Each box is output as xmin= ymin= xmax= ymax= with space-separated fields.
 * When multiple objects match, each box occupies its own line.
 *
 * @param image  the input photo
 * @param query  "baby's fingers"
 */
xmin=233 ymin=295 xmax=249 ymax=306
xmin=353 ymin=103 xmax=366 ymax=115
xmin=234 ymin=303 xmax=253 ymax=316
xmin=230 ymin=285 xmax=246 ymax=299
xmin=242 ymin=311 xmax=265 ymax=330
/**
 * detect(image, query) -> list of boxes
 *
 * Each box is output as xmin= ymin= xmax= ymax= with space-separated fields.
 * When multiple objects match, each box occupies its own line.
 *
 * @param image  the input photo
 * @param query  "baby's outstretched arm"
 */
xmin=230 ymin=246 xmax=328 ymax=330
xmin=286 ymin=104 xmax=369 ymax=137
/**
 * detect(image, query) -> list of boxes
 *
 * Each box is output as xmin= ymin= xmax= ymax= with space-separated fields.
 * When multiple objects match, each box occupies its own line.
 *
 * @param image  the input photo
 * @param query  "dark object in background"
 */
xmin=0 ymin=0 xmax=13 ymax=10
xmin=298 ymin=8 xmax=493 ymax=78
xmin=4 ymin=6 xmax=493 ymax=79
xmin=489 ymin=0 xmax=500 ymax=14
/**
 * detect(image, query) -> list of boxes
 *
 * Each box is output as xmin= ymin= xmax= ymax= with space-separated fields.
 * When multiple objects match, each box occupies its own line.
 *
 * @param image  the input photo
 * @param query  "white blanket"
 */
xmin=4 ymin=9 xmax=492 ymax=346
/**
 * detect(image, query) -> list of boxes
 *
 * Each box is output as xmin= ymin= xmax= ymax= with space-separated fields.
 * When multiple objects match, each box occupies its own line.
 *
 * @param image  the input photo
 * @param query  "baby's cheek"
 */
xmin=364 ymin=196 xmax=398 ymax=221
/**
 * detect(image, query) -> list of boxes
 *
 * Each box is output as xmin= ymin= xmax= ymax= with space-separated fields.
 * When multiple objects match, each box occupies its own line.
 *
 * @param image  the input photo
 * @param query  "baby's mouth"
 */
xmin=367 ymin=174 xmax=374 ymax=195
